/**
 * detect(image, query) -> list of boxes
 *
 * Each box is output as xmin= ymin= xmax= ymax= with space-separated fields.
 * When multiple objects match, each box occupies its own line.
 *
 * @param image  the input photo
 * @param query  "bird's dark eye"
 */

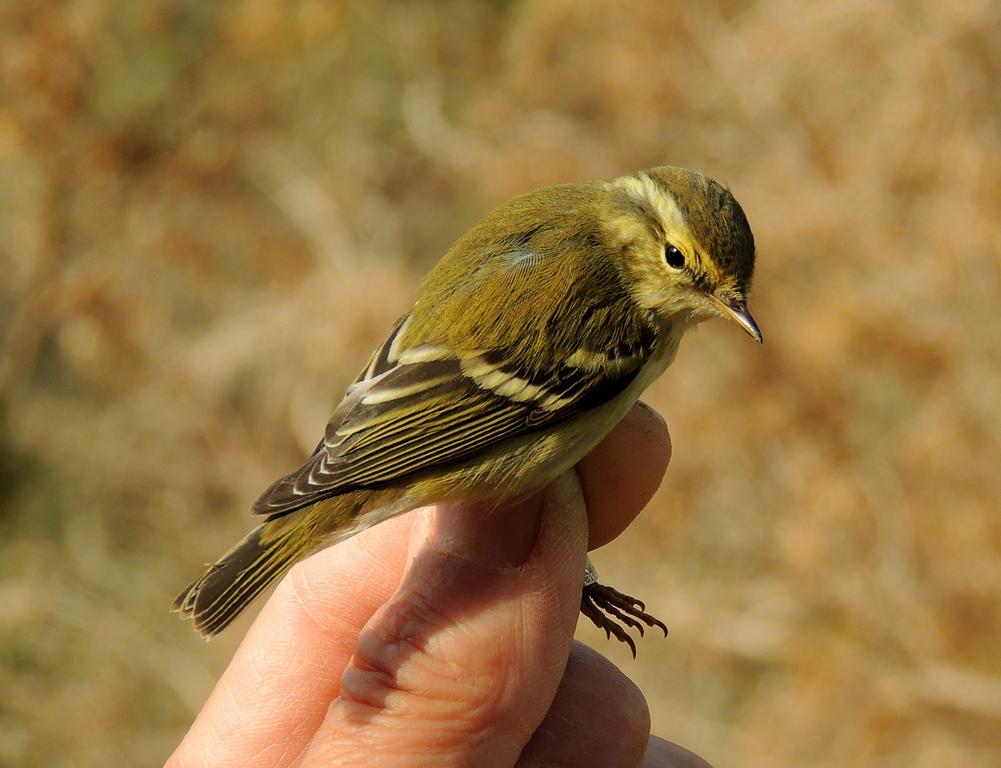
xmin=664 ymin=244 xmax=686 ymax=269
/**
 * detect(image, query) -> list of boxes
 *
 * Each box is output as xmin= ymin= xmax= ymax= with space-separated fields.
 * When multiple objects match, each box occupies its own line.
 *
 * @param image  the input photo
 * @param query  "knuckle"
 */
xmin=332 ymin=574 xmax=523 ymax=738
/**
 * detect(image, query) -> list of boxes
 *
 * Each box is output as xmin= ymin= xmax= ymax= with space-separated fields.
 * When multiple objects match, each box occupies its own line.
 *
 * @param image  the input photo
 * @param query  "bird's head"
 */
xmin=607 ymin=166 xmax=761 ymax=342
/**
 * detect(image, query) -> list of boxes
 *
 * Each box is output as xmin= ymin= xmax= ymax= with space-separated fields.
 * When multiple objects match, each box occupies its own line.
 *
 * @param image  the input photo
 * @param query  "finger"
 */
xmin=578 ymin=401 xmax=671 ymax=549
xmin=167 ymin=513 xmax=415 ymax=768
xmin=516 ymin=641 xmax=651 ymax=768
xmin=642 ymin=736 xmax=713 ymax=768
xmin=297 ymin=470 xmax=589 ymax=768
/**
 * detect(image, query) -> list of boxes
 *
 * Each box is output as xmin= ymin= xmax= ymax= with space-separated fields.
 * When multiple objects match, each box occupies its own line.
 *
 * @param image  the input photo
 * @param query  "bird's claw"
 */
xmin=580 ymin=581 xmax=668 ymax=658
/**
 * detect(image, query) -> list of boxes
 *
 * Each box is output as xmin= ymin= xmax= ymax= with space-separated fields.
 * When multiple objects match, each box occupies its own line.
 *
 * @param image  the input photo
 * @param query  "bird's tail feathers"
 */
xmin=174 ymin=490 xmax=401 ymax=637
xmin=173 ymin=518 xmax=310 ymax=638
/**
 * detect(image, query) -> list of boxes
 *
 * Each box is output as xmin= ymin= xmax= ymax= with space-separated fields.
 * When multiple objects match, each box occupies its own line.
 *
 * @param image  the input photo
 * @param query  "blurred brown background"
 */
xmin=2 ymin=1 xmax=1000 ymax=765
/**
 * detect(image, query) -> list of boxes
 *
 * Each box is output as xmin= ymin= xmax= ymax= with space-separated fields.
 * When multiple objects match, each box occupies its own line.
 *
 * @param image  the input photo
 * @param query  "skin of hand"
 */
xmin=166 ymin=403 xmax=710 ymax=768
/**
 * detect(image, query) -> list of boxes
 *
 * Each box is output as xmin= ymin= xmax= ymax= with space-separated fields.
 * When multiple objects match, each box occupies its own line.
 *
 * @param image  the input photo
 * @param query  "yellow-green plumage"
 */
xmin=174 ymin=166 xmax=760 ymax=640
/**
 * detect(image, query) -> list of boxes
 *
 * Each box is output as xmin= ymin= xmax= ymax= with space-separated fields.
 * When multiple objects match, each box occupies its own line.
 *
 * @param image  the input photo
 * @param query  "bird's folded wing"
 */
xmin=251 ymin=326 xmax=654 ymax=517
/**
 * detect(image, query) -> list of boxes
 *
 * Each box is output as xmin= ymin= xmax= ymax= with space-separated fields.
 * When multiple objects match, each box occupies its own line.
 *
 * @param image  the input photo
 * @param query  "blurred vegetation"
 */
xmin=2 ymin=1 xmax=1000 ymax=765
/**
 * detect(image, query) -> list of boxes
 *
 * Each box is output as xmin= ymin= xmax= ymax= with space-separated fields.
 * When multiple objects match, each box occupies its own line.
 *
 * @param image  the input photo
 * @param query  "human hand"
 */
xmin=167 ymin=403 xmax=709 ymax=767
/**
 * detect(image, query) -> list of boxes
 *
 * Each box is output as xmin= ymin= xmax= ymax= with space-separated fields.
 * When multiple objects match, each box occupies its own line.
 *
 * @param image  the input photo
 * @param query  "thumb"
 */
xmin=296 ymin=470 xmax=589 ymax=768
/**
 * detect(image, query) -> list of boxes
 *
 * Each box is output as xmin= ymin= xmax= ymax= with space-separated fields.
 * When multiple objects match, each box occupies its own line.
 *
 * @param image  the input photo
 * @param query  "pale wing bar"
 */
xmin=252 ymin=346 xmax=649 ymax=517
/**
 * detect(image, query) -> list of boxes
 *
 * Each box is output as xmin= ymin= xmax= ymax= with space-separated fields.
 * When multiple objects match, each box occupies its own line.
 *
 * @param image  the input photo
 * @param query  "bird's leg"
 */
xmin=580 ymin=558 xmax=668 ymax=658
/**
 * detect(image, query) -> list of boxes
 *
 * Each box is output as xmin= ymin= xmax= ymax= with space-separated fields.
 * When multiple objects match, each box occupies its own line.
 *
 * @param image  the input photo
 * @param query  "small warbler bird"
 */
xmin=174 ymin=166 xmax=760 ymax=654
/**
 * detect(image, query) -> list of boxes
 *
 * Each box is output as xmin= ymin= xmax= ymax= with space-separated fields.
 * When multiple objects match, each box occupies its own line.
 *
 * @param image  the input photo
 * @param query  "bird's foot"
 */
xmin=580 ymin=581 xmax=668 ymax=658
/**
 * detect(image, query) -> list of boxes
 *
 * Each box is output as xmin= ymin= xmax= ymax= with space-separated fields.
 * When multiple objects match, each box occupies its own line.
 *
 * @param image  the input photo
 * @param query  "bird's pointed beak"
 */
xmin=710 ymin=295 xmax=763 ymax=343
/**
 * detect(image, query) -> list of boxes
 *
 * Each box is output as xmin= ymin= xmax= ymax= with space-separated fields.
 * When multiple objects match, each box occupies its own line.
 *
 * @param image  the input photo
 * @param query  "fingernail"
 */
xmin=430 ymin=493 xmax=544 ymax=568
xmin=636 ymin=400 xmax=667 ymax=429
